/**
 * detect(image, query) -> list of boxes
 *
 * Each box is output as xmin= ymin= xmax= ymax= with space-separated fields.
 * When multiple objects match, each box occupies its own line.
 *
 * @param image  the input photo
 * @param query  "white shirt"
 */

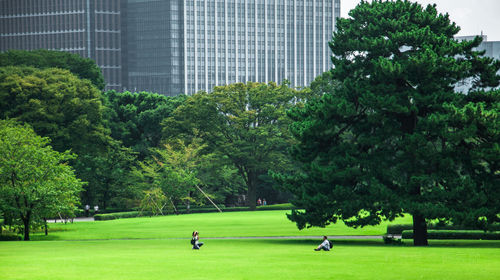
xmin=321 ymin=239 xmax=330 ymax=250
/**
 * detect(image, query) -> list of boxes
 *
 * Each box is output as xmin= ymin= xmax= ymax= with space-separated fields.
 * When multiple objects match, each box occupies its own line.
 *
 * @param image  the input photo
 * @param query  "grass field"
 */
xmin=31 ymin=210 xmax=412 ymax=240
xmin=2 ymin=210 xmax=500 ymax=280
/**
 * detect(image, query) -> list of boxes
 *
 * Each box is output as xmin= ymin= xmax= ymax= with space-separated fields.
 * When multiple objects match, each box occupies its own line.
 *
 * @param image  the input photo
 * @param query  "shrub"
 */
xmin=387 ymin=224 xmax=500 ymax=235
xmin=257 ymin=203 xmax=294 ymax=211
xmin=401 ymin=230 xmax=500 ymax=240
xmin=387 ymin=224 xmax=414 ymax=235
xmin=383 ymin=235 xmax=403 ymax=245
xmin=93 ymin=204 xmax=295 ymax=221
xmin=0 ymin=234 xmax=21 ymax=241
xmin=94 ymin=211 xmax=147 ymax=221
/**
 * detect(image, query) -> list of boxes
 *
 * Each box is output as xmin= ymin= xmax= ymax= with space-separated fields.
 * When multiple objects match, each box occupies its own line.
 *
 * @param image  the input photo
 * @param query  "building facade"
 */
xmin=1 ymin=0 xmax=341 ymax=95
xmin=182 ymin=0 xmax=341 ymax=94
xmin=455 ymin=35 xmax=500 ymax=60
xmin=0 ymin=0 xmax=123 ymax=91
xmin=121 ymin=0 xmax=341 ymax=95
xmin=121 ymin=0 xmax=184 ymax=95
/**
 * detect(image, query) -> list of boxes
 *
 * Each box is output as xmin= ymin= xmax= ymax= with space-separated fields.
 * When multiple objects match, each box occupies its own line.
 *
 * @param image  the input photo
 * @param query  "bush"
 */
xmin=176 ymin=203 xmax=294 ymax=214
xmin=383 ymin=235 xmax=404 ymax=245
xmin=387 ymin=224 xmax=414 ymax=235
xmin=257 ymin=203 xmax=294 ymax=211
xmin=94 ymin=211 xmax=147 ymax=221
xmin=387 ymin=224 xmax=500 ymax=235
xmin=0 ymin=234 xmax=21 ymax=241
xmin=93 ymin=204 xmax=295 ymax=221
xmin=401 ymin=230 xmax=500 ymax=240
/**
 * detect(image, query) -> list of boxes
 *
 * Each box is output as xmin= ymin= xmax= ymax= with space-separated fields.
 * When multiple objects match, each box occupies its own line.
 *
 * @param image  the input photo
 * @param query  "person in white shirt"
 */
xmin=314 ymin=236 xmax=331 ymax=251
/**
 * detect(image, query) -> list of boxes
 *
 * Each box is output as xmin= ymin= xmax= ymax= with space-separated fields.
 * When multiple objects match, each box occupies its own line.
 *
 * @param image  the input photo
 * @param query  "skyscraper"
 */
xmin=180 ymin=0 xmax=341 ymax=95
xmin=1 ymin=0 xmax=341 ymax=95
xmin=0 ymin=0 xmax=123 ymax=91
xmin=121 ymin=0 xmax=341 ymax=95
xmin=121 ymin=0 xmax=184 ymax=95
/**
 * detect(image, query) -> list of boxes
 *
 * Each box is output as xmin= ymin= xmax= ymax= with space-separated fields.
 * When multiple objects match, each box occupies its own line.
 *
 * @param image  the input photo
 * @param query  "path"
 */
xmin=47 ymin=217 xmax=94 ymax=223
xmin=48 ymin=235 xmax=401 ymax=242
xmin=203 ymin=235 xmax=386 ymax=240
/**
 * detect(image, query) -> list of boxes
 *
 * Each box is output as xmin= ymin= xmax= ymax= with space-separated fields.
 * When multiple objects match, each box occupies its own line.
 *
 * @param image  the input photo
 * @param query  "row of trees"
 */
xmin=0 ymin=53 xmax=303 ymax=238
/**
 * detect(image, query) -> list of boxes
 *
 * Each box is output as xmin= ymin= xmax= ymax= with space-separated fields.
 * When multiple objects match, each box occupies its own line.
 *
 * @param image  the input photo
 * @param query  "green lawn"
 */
xmin=1 ymin=239 xmax=499 ymax=280
xmin=2 ymin=210 xmax=499 ymax=279
xmin=31 ymin=210 xmax=412 ymax=240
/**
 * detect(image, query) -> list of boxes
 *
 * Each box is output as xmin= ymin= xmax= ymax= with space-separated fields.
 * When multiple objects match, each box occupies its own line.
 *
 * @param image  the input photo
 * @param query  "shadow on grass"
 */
xmin=20 ymin=235 xmax=500 ymax=249
xmin=254 ymin=239 xmax=385 ymax=247
xmin=30 ymin=235 xmax=63 ymax=241
xmin=244 ymin=238 xmax=500 ymax=249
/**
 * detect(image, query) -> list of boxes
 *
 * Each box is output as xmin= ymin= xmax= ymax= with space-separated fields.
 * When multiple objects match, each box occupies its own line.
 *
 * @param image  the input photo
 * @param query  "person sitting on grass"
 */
xmin=191 ymin=231 xmax=204 ymax=250
xmin=314 ymin=236 xmax=331 ymax=251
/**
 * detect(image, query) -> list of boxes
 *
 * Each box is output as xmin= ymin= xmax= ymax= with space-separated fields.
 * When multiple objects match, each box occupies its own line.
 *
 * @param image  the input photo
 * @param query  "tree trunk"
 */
xmin=22 ymin=213 xmax=31 ymax=241
xmin=247 ymin=172 xmax=257 ymax=211
xmin=412 ymin=214 xmax=428 ymax=246
xmin=44 ymin=218 xmax=48 ymax=236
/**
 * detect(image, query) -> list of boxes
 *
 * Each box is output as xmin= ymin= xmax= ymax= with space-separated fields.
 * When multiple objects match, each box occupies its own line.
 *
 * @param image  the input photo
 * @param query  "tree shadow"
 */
xmin=248 ymin=238 xmax=500 ymax=249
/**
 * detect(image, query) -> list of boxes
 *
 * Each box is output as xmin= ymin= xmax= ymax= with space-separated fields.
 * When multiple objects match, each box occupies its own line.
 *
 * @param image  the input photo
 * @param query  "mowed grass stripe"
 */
xmin=31 ymin=210 xmax=413 ymax=241
xmin=1 ymin=239 xmax=499 ymax=280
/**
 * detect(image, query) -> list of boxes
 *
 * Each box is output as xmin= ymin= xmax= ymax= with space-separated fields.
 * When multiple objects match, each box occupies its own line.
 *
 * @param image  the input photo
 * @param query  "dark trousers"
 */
xmin=193 ymin=242 xmax=204 ymax=249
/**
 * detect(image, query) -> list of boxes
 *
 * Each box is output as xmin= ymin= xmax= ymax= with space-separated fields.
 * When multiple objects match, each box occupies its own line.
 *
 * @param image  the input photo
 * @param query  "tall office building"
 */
xmin=181 ymin=0 xmax=341 ymax=94
xmin=0 ymin=0 xmax=123 ymax=91
xmin=1 ymin=0 xmax=341 ymax=95
xmin=121 ymin=0 xmax=341 ymax=95
xmin=121 ymin=0 xmax=184 ymax=95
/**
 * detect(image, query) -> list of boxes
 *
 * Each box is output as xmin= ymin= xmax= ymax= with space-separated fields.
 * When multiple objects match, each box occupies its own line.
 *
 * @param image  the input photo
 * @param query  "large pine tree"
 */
xmin=280 ymin=0 xmax=500 ymax=246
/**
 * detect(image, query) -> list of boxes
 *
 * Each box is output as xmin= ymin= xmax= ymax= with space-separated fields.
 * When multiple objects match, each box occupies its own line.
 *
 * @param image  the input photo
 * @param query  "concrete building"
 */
xmin=1 ymin=0 xmax=341 ymax=95
xmin=455 ymin=35 xmax=500 ymax=91
xmin=181 ymin=0 xmax=341 ymax=94
xmin=0 ymin=0 xmax=123 ymax=91
xmin=455 ymin=35 xmax=500 ymax=60
xmin=120 ymin=0 xmax=184 ymax=95
xmin=121 ymin=0 xmax=341 ymax=95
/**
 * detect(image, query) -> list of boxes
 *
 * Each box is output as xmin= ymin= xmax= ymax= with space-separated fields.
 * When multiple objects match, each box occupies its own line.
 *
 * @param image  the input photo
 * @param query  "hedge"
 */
xmin=94 ymin=211 xmax=146 ymax=221
xmin=94 ymin=204 xmax=295 ymax=221
xmin=401 ymin=230 xmax=500 ymax=240
xmin=387 ymin=224 xmax=500 ymax=235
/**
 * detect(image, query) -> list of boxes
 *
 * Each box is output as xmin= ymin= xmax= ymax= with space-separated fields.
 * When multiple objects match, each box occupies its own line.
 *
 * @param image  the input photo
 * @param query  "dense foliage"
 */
xmin=103 ymin=91 xmax=187 ymax=160
xmin=280 ymin=0 xmax=500 ymax=246
xmin=0 ymin=120 xmax=83 ymax=240
xmin=0 ymin=66 xmax=109 ymax=155
xmin=0 ymin=66 xmax=122 ymax=209
xmin=165 ymin=82 xmax=304 ymax=209
xmin=0 ymin=49 xmax=105 ymax=90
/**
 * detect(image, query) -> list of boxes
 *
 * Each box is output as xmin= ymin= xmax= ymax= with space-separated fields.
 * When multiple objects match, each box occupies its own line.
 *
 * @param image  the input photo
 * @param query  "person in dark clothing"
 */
xmin=191 ymin=231 xmax=204 ymax=249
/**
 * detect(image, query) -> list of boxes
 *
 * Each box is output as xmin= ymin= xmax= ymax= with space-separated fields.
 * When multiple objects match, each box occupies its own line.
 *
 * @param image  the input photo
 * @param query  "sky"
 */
xmin=341 ymin=0 xmax=500 ymax=41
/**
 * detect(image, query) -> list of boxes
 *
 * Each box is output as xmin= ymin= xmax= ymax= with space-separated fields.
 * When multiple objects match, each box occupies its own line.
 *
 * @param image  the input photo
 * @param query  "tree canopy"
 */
xmin=165 ymin=82 xmax=304 ymax=210
xmin=103 ymin=90 xmax=187 ymax=160
xmin=0 ymin=66 xmax=120 ymax=209
xmin=0 ymin=49 xmax=105 ymax=90
xmin=0 ymin=66 xmax=109 ymax=155
xmin=280 ymin=0 xmax=500 ymax=246
xmin=0 ymin=120 xmax=83 ymax=240
xmin=136 ymin=139 xmax=212 ymax=213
